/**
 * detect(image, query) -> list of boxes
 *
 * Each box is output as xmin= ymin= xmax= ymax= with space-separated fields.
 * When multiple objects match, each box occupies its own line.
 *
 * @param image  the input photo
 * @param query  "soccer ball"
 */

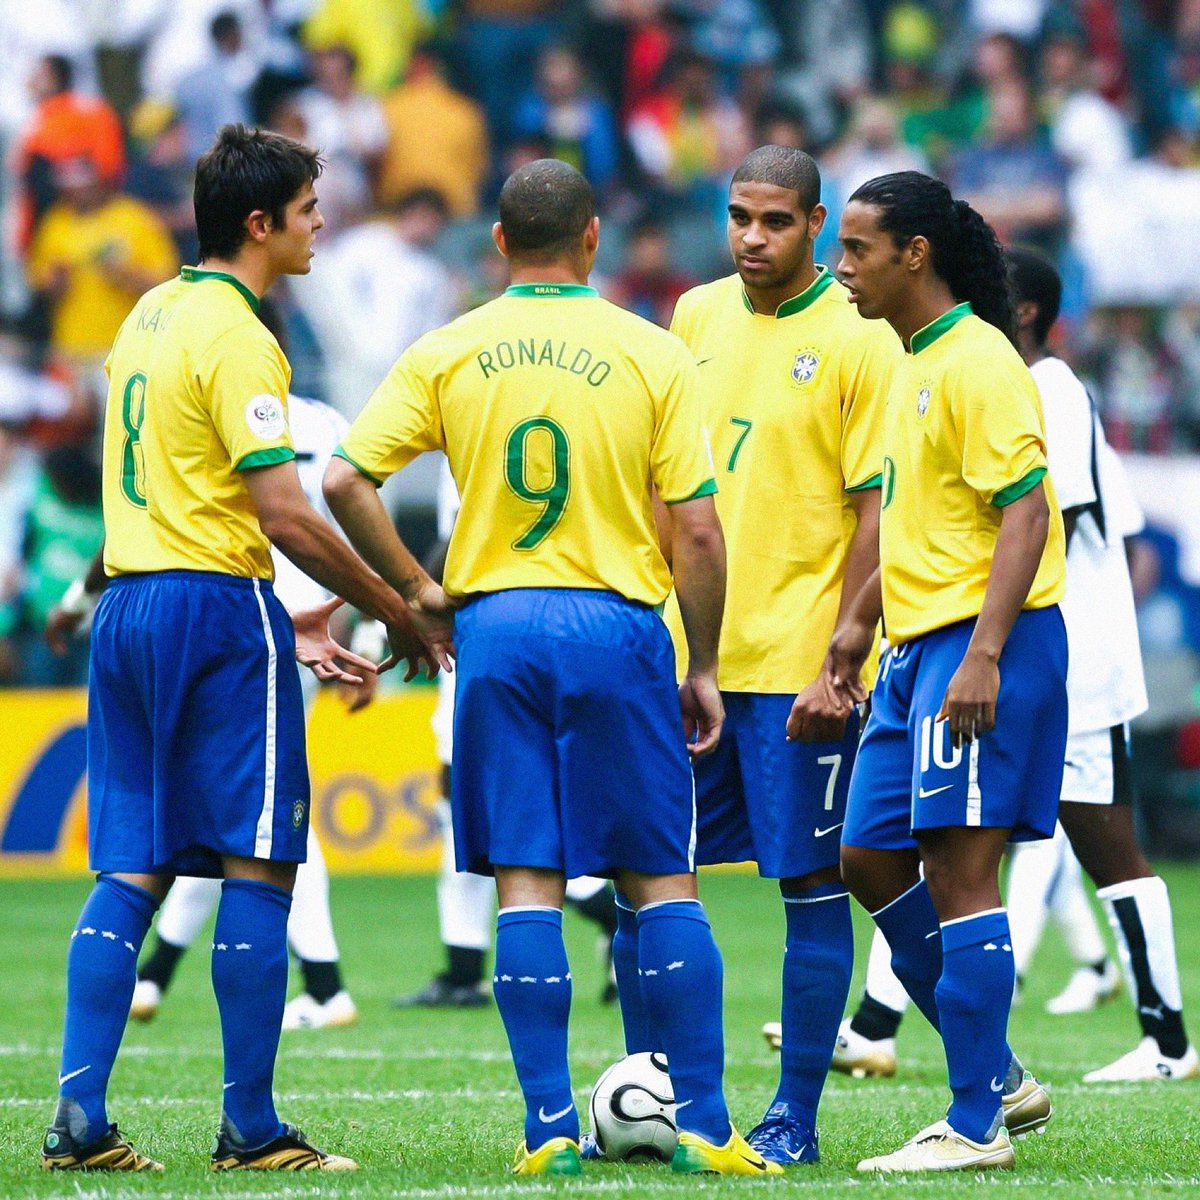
xmin=588 ymin=1051 xmax=677 ymax=1162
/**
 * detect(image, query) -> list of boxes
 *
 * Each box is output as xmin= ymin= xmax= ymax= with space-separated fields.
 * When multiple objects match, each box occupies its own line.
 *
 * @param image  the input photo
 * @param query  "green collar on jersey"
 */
xmin=909 ymin=302 xmax=973 ymax=354
xmin=505 ymin=283 xmax=599 ymax=299
xmin=740 ymin=265 xmax=835 ymax=318
xmin=180 ymin=266 xmax=261 ymax=313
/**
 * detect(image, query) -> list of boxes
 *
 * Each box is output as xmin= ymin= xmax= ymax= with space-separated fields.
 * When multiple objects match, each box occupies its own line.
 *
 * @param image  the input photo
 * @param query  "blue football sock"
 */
xmin=612 ymin=893 xmax=657 ymax=1053
xmin=770 ymin=882 xmax=853 ymax=1130
xmin=212 ymin=878 xmax=291 ymax=1148
xmin=937 ymin=909 xmax=1014 ymax=1143
xmin=56 ymin=875 xmax=157 ymax=1143
xmin=637 ymin=900 xmax=731 ymax=1144
xmin=871 ymin=879 xmax=943 ymax=1031
xmin=493 ymin=907 xmax=578 ymax=1151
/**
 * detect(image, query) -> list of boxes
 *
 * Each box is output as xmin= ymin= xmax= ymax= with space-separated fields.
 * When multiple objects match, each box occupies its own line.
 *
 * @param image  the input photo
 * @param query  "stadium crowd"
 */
xmin=3 ymin=0 xmax=1200 ymax=779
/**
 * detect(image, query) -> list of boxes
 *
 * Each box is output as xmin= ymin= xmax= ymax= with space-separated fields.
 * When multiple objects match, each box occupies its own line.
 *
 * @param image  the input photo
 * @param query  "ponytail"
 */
xmin=848 ymin=172 xmax=1016 ymax=343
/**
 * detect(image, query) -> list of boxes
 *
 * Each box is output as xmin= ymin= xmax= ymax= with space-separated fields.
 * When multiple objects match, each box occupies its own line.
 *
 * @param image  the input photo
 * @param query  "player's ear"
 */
xmin=492 ymin=221 xmax=509 ymax=259
xmin=584 ymin=215 xmax=600 ymax=254
xmin=907 ymin=234 xmax=930 ymax=274
xmin=246 ymin=208 xmax=271 ymax=244
xmin=808 ymin=203 xmax=827 ymax=240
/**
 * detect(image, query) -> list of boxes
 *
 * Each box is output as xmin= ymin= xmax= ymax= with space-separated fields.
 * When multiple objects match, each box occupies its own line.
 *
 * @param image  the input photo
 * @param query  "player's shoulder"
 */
xmin=596 ymin=294 xmax=691 ymax=356
xmin=673 ymin=273 xmax=742 ymax=324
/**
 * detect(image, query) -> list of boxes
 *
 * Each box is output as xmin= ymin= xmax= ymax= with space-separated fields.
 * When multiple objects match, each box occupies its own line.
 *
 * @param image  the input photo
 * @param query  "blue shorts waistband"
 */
xmin=106 ymin=569 xmax=275 ymax=593
xmin=460 ymin=586 xmax=652 ymax=612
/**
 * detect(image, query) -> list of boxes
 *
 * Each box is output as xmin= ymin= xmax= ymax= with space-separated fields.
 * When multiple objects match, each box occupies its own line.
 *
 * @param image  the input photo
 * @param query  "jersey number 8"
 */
xmin=121 ymin=371 xmax=149 ymax=509
xmin=504 ymin=417 xmax=570 ymax=550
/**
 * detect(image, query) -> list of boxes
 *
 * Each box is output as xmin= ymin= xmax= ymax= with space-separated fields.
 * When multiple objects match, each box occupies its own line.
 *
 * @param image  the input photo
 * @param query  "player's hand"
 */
xmin=293 ymin=597 xmax=381 ymax=685
xmin=825 ymin=618 xmax=873 ymax=705
xmin=45 ymin=605 xmax=85 ymax=656
xmin=786 ymin=676 xmax=851 ymax=742
xmin=938 ymin=648 xmax=999 ymax=747
xmin=381 ymin=580 xmax=457 ymax=680
xmin=337 ymin=664 xmax=379 ymax=712
xmin=680 ymin=671 xmax=724 ymax=758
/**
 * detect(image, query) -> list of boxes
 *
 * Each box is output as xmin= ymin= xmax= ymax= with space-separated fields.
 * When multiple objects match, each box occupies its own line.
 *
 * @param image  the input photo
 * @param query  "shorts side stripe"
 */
xmin=252 ymin=580 xmax=279 ymax=858
xmin=966 ymin=739 xmax=981 ymax=826
xmin=687 ymin=765 xmax=697 ymax=873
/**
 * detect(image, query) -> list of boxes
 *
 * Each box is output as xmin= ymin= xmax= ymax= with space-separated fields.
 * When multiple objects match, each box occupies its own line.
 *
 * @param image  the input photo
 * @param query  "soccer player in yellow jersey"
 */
xmin=821 ymin=172 xmax=1068 ymax=1173
xmin=325 ymin=159 xmax=780 ymax=1178
xmin=42 ymin=125 xmax=449 ymax=1175
xmin=636 ymin=145 xmax=897 ymax=1168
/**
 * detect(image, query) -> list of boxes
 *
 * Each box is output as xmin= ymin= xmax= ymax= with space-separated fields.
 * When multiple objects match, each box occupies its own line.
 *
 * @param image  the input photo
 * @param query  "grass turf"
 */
xmin=2 ymin=867 xmax=1199 ymax=1198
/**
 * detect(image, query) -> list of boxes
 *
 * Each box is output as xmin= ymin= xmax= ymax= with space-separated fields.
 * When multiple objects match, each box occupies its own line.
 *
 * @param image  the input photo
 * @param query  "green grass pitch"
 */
xmin=2 ymin=866 xmax=1199 ymax=1198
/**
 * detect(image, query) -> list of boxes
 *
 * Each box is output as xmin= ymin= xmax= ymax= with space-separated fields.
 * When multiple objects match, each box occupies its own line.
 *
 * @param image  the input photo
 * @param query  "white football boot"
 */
xmin=1083 ymin=1037 xmax=1199 ymax=1083
xmin=858 ymin=1120 xmax=1014 ymax=1173
xmin=281 ymin=990 xmax=359 ymax=1031
xmin=1045 ymin=962 xmax=1121 ymax=1015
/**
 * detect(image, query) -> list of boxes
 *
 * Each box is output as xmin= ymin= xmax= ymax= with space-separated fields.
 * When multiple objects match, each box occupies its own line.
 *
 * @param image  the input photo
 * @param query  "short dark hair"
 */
xmin=731 ymin=145 xmax=821 ymax=213
xmin=43 ymin=54 xmax=73 ymax=93
xmin=498 ymin=159 xmax=594 ymax=257
xmin=1006 ymin=246 xmax=1062 ymax=346
xmin=194 ymin=125 xmax=323 ymax=261
xmin=392 ymin=186 xmax=450 ymax=219
xmin=211 ymin=11 xmax=241 ymax=45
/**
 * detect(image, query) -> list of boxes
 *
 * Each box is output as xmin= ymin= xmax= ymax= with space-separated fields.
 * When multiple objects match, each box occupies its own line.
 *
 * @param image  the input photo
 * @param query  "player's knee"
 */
xmin=779 ymin=865 xmax=842 ymax=896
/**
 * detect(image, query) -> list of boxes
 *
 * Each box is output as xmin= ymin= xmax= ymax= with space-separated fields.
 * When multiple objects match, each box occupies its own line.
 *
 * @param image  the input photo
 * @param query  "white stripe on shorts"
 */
xmin=687 ymin=765 xmax=697 ymax=872
xmin=966 ymin=739 xmax=981 ymax=827
xmin=252 ymin=580 xmax=279 ymax=858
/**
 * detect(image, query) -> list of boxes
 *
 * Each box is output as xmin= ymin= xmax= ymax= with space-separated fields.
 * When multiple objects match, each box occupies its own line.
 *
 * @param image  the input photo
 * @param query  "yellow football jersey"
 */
xmin=663 ymin=270 xmax=900 ymax=693
xmin=337 ymin=283 xmax=715 ymax=605
xmin=880 ymin=303 xmax=1066 ymax=645
xmin=102 ymin=267 xmax=295 ymax=579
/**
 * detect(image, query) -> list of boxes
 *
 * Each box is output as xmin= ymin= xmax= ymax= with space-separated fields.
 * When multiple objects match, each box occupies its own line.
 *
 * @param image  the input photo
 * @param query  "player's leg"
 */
xmin=132 ymin=876 xmax=222 ymax=1020
xmin=282 ymin=827 xmax=357 ymax=1029
xmin=1059 ymin=728 xmax=1197 ymax=1080
xmin=564 ymin=876 xmax=619 ymax=1003
xmin=832 ymin=927 xmax=907 ymax=1078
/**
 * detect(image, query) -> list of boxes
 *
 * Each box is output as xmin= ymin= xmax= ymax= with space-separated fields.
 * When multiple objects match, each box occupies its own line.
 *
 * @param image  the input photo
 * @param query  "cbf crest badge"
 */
xmin=292 ymin=799 xmax=306 ymax=830
xmin=791 ymin=350 xmax=820 ymax=385
xmin=916 ymin=384 xmax=932 ymax=418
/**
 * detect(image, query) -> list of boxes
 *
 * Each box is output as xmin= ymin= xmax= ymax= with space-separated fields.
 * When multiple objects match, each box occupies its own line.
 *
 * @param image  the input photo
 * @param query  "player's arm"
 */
xmin=939 ymin=482 xmax=1049 ymax=747
xmin=788 ymin=486 xmax=881 ymax=741
xmin=322 ymin=457 xmax=455 ymax=671
xmin=664 ymin=493 xmax=726 ymax=756
xmin=244 ymin=461 xmax=447 ymax=678
xmin=45 ymin=546 xmax=110 ymax=654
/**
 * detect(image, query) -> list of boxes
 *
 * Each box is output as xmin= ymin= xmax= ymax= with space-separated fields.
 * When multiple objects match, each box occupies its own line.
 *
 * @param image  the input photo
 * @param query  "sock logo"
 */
xmin=58 ymin=1065 xmax=91 ymax=1086
xmin=989 ymin=1077 xmax=1004 ymax=1093
xmin=538 ymin=1103 xmax=575 ymax=1124
xmin=1139 ymin=1004 xmax=1165 ymax=1021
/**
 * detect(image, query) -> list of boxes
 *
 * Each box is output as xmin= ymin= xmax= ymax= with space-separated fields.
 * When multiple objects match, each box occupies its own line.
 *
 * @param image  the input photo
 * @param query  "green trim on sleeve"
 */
xmin=332 ymin=447 xmax=384 ymax=487
xmin=666 ymin=478 xmax=718 ymax=504
xmin=846 ymin=472 xmax=883 ymax=493
xmin=993 ymin=466 xmax=1047 ymax=508
xmin=235 ymin=447 xmax=295 ymax=471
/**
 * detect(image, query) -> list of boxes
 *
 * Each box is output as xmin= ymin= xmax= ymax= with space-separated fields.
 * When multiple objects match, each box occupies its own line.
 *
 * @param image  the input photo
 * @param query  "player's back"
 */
xmin=344 ymin=283 xmax=714 ymax=606
xmin=102 ymin=267 xmax=293 ymax=580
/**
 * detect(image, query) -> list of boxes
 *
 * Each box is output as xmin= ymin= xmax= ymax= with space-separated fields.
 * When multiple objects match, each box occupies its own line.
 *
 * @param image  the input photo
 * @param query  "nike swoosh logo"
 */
xmin=58 ymin=1065 xmax=90 ymax=1086
xmin=538 ymin=1103 xmax=575 ymax=1124
xmin=740 ymin=1155 xmax=768 ymax=1171
xmin=989 ymin=1077 xmax=1004 ymax=1093
xmin=696 ymin=357 xmax=714 ymax=366
xmin=224 ymin=1082 xmax=236 ymax=1090
xmin=918 ymin=784 xmax=953 ymax=798
xmin=785 ymin=1148 xmax=806 ymax=1161
xmin=814 ymin=823 xmax=843 ymax=837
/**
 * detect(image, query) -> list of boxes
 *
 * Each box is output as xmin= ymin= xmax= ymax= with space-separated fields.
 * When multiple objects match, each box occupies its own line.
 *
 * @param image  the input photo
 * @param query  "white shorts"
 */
xmin=1061 ymin=724 xmax=1132 ymax=807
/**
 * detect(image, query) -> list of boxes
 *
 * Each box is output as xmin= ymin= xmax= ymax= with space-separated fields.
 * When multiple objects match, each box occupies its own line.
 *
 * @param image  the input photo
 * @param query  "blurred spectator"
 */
xmin=458 ymin=0 xmax=564 ymax=157
xmin=692 ymin=0 xmax=781 ymax=91
xmin=1083 ymin=307 xmax=1177 ymax=454
xmin=379 ymin=45 xmax=489 ymax=217
xmin=140 ymin=0 xmax=271 ymax=101
xmin=14 ymin=55 xmax=125 ymax=249
xmin=295 ymin=45 xmax=389 ymax=230
xmin=124 ymin=102 xmax=200 ymax=264
xmin=824 ymin=95 xmax=931 ymax=197
xmin=1040 ymin=30 xmax=1133 ymax=172
xmin=26 ymin=156 xmax=178 ymax=366
xmin=512 ymin=46 xmax=620 ymax=197
xmin=626 ymin=50 xmax=751 ymax=214
xmin=299 ymin=187 xmax=457 ymax=414
xmin=0 ymin=445 xmax=103 ymax=687
xmin=302 ymin=0 xmax=431 ymax=93
xmin=950 ymin=78 xmax=1067 ymax=249
xmin=174 ymin=11 xmax=256 ymax=161
xmin=606 ymin=217 xmax=697 ymax=327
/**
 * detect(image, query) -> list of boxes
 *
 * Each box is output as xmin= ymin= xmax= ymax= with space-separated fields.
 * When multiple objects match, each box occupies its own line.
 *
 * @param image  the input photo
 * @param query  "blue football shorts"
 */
xmin=87 ymin=570 xmax=310 ymax=876
xmin=694 ymin=692 xmax=860 ymax=879
xmin=450 ymin=587 xmax=696 ymax=879
xmin=842 ymin=606 xmax=1068 ymax=851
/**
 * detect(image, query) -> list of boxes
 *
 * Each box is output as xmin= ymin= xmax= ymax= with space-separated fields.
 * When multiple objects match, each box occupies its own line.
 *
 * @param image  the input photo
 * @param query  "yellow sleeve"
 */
xmin=955 ymin=353 xmax=1049 ymax=507
xmin=335 ymin=346 xmax=443 ymax=485
xmin=651 ymin=344 xmax=716 ymax=504
xmin=667 ymin=289 xmax=695 ymax=347
xmin=841 ymin=322 xmax=895 ymax=492
xmin=199 ymin=324 xmax=295 ymax=471
xmin=26 ymin=210 xmax=67 ymax=286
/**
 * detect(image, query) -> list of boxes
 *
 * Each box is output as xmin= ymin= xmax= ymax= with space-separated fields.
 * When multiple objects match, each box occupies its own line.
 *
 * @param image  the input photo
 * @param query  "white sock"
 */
xmin=1048 ymin=842 xmax=1107 ymax=966
xmin=436 ymin=797 xmax=494 ymax=950
xmin=287 ymin=825 xmax=340 ymax=962
xmin=864 ymin=924 xmax=910 ymax=1015
xmin=1005 ymin=830 xmax=1061 ymax=978
xmin=156 ymin=876 xmax=221 ymax=947
xmin=1098 ymin=875 xmax=1189 ymax=1057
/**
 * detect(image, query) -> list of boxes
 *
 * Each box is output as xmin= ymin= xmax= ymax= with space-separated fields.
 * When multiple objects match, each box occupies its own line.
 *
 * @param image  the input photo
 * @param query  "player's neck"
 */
xmin=1017 ymin=332 xmax=1046 ymax=366
xmin=892 ymin=281 xmax=958 ymax=350
xmin=507 ymin=263 xmax=590 ymax=288
xmin=196 ymin=256 xmax=275 ymax=304
xmin=743 ymin=261 xmax=820 ymax=316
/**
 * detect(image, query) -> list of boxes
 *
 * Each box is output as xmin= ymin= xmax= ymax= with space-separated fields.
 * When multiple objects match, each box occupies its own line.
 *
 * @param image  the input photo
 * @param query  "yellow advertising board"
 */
xmin=0 ymin=687 xmax=442 ymax=877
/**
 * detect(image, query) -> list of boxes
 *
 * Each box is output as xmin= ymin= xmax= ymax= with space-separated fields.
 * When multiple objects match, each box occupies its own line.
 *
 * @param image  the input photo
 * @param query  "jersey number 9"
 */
xmin=504 ymin=417 xmax=570 ymax=550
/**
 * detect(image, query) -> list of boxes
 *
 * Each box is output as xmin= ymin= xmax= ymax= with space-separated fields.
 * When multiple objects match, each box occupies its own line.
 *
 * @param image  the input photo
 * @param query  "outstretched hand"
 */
xmin=293 ymin=597 xmax=381 ymax=685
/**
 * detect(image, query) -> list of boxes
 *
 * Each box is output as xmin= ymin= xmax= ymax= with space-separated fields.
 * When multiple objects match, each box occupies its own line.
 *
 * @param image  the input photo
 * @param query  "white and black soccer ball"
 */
xmin=588 ymin=1051 xmax=677 ymax=1162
